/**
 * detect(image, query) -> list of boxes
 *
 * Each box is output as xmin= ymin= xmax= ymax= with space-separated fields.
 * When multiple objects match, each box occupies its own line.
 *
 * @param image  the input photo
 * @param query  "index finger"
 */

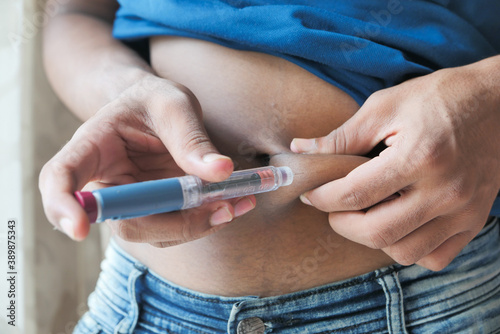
xmin=38 ymin=137 xmax=101 ymax=240
xmin=303 ymin=146 xmax=416 ymax=212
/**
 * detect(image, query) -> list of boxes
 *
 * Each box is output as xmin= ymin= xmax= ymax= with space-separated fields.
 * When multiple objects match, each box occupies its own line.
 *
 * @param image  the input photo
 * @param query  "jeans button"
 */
xmin=237 ymin=317 xmax=265 ymax=334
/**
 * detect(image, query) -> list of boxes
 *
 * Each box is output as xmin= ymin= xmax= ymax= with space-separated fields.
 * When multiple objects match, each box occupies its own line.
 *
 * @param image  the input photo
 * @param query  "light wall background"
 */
xmin=1 ymin=1 xmax=107 ymax=333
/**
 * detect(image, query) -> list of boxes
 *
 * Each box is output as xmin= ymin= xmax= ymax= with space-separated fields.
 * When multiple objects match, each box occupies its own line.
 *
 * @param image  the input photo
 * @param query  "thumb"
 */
xmin=290 ymin=100 xmax=387 ymax=155
xmin=151 ymin=93 xmax=233 ymax=182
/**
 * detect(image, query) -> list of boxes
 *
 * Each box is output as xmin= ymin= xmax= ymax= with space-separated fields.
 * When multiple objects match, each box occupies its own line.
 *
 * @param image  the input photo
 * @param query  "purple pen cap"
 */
xmin=74 ymin=191 xmax=98 ymax=223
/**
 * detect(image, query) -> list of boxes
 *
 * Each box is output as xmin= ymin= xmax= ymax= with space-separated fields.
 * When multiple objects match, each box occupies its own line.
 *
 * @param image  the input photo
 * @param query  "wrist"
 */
xmin=106 ymin=66 xmax=157 ymax=101
xmin=71 ymin=67 xmax=155 ymax=122
xmin=462 ymin=55 xmax=500 ymax=106
xmin=106 ymin=74 xmax=194 ymax=124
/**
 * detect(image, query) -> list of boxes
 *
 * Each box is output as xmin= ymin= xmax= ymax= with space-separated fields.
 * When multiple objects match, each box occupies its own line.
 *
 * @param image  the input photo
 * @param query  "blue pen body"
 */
xmin=93 ymin=178 xmax=185 ymax=222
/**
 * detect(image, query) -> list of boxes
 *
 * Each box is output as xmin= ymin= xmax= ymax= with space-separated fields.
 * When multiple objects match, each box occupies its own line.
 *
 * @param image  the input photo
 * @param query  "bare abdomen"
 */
xmin=114 ymin=36 xmax=394 ymax=297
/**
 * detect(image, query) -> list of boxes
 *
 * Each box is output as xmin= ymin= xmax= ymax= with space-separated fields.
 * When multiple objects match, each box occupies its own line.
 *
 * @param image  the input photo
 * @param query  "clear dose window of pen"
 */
xmin=181 ymin=166 xmax=293 ymax=209
xmin=200 ymin=167 xmax=290 ymax=202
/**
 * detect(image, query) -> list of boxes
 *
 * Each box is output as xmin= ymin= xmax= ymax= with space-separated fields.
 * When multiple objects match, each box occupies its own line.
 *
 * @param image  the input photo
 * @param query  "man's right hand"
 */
xmin=39 ymin=75 xmax=256 ymax=246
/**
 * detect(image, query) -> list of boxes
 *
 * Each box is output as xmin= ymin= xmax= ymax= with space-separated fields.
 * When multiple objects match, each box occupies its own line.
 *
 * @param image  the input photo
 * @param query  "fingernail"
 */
xmin=59 ymin=218 xmax=75 ymax=239
xmin=291 ymin=138 xmax=317 ymax=153
xmin=210 ymin=207 xmax=233 ymax=226
xmin=300 ymin=194 xmax=312 ymax=206
xmin=202 ymin=153 xmax=231 ymax=164
xmin=234 ymin=197 xmax=256 ymax=217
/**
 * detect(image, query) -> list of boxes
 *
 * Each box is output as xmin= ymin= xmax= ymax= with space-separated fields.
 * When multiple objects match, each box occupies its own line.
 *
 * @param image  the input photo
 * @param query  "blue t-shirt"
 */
xmin=113 ymin=0 xmax=499 ymax=105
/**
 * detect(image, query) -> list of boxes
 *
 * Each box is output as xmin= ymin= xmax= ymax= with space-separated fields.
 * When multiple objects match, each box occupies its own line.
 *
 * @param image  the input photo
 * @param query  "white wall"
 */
xmin=1 ymin=1 xmax=105 ymax=333
xmin=0 ymin=1 xmax=25 ymax=333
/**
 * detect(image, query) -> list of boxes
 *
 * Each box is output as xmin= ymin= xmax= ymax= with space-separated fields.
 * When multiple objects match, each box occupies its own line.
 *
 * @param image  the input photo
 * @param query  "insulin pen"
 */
xmin=74 ymin=166 xmax=293 ymax=223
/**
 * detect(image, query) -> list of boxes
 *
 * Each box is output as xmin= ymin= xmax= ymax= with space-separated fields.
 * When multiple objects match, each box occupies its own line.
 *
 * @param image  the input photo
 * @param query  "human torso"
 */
xmin=115 ymin=36 xmax=395 ymax=297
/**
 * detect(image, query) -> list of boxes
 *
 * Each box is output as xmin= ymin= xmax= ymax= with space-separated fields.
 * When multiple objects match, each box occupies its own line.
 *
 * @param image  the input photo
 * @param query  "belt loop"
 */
xmin=228 ymin=301 xmax=245 ymax=333
xmin=115 ymin=261 xmax=148 ymax=334
xmin=376 ymin=267 xmax=408 ymax=334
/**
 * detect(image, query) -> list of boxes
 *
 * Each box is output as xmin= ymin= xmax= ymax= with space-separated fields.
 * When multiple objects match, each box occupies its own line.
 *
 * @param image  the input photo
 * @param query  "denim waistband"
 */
xmin=80 ymin=218 xmax=500 ymax=334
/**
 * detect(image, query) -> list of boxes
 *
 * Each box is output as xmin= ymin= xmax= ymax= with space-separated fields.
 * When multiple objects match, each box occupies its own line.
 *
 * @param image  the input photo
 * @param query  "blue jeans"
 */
xmin=74 ymin=219 xmax=500 ymax=334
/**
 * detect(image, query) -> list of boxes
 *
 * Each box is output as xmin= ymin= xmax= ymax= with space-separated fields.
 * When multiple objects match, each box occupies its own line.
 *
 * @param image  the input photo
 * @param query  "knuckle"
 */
xmin=38 ymin=163 xmax=65 ymax=222
xmin=342 ymin=187 xmax=370 ymax=210
xmin=321 ymin=127 xmax=347 ymax=154
xmin=149 ymin=86 xmax=201 ymax=127
xmin=42 ymin=159 xmax=65 ymax=179
xmin=415 ymin=134 xmax=454 ymax=174
xmin=181 ymin=219 xmax=197 ymax=242
xmin=365 ymin=227 xmax=392 ymax=249
xmin=38 ymin=163 xmax=52 ymax=191
xmin=418 ymin=254 xmax=452 ymax=271
xmin=114 ymin=220 xmax=142 ymax=242
xmin=169 ymin=89 xmax=193 ymax=110
xmin=446 ymin=177 xmax=473 ymax=206
xmin=333 ymin=127 xmax=348 ymax=153
xmin=388 ymin=246 xmax=419 ymax=266
xmin=180 ymin=209 xmax=198 ymax=225
xmin=164 ymin=84 xmax=201 ymax=115
xmin=179 ymin=209 xmax=211 ymax=241
xmin=419 ymin=147 xmax=448 ymax=174
xmin=182 ymin=127 xmax=212 ymax=152
xmin=365 ymin=90 xmax=387 ymax=109
xmin=41 ymin=201 xmax=58 ymax=226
